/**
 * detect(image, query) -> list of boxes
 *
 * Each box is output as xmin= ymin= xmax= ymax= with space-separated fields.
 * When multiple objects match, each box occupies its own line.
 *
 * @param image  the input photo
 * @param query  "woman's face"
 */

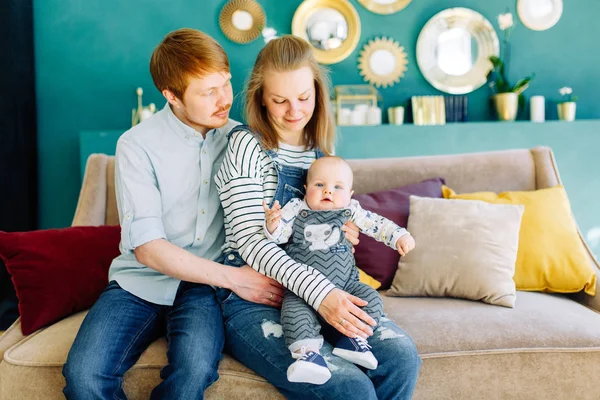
xmin=262 ymin=66 xmax=316 ymax=140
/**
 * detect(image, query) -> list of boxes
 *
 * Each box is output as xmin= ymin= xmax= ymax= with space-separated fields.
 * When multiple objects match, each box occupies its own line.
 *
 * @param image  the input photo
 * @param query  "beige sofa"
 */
xmin=2 ymin=147 xmax=600 ymax=399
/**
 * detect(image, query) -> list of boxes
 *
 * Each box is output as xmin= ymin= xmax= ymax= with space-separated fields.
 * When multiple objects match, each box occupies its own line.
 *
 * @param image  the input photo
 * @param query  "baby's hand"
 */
xmin=396 ymin=234 xmax=416 ymax=257
xmin=262 ymin=200 xmax=282 ymax=234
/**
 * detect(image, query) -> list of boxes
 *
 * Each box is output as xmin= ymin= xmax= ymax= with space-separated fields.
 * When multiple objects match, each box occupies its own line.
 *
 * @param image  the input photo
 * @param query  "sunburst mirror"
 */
xmin=219 ymin=0 xmax=266 ymax=44
xmin=358 ymin=37 xmax=408 ymax=88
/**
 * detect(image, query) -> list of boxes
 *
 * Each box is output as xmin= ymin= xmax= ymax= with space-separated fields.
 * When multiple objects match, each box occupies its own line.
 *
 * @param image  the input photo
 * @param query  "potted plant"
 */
xmin=487 ymin=12 xmax=535 ymax=121
xmin=557 ymin=87 xmax=577 ymax=121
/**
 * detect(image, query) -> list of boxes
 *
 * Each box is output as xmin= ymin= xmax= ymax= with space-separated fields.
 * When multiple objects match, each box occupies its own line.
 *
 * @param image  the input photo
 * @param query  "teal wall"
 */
xmin=34 ymin=0 xmax=600 ymax=229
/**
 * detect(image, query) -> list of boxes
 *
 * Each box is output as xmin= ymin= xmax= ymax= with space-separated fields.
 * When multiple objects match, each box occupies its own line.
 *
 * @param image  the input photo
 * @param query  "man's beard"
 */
xmin=184 ymin=105 xmax=231 ymax=130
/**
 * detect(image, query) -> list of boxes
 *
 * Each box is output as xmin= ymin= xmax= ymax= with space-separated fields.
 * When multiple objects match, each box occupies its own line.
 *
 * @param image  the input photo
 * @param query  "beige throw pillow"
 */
xmin=387 ymin=196 xmax=524 ymax=307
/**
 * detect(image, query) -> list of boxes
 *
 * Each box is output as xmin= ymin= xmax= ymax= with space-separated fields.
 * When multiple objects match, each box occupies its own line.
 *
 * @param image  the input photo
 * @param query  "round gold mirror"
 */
xmin=358 ymin=37 xmax=408 ymax=88
xmin=219 ymin=0 xmax=266 ymax=44
xmin=292 ymin=0 xmax=361 ymax=64
xmin=416 ymin=8 xmax=499 ymax=94
xmin=357 ymin=0 xmax=411 ymax=15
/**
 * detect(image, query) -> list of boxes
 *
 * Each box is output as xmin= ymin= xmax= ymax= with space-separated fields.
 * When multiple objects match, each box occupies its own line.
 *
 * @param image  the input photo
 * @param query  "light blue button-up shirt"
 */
xmin=108 ymin=103 xmax=239 ymax=305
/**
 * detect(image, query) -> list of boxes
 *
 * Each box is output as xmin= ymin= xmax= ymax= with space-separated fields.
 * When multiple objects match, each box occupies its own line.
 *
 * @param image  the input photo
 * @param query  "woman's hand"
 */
xmin=230 ymin=265 xmax=285 ymax=307
xmin=342 ymin=220 xmax=360 ymax=253
xmin=317 ymin=288 xmax=376 ymax=338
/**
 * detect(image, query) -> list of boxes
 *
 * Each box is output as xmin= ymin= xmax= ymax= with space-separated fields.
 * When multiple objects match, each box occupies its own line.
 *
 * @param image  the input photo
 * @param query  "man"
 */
xmin=62 ymin=28 xmax=284 ymax=400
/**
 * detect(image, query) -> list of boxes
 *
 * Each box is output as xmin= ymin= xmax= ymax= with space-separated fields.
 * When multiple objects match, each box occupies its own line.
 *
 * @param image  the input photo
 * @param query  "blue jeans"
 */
xmin=217 ymin=289 xmax=421 ymax=400
xmin=63 ymin=280 xmax=224 ymax=400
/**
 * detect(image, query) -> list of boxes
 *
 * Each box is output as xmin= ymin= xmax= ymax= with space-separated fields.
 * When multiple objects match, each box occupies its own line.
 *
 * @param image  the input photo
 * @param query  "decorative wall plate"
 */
xmin=219 ymin=0 xmax=266 ymax=44
xmin=358 ymin=37 xmax=408 ymax=88
xmin=357 ymin=0 xmax=412 ymax=15
xmin=517 ymin=0 xmax=563 ymax=31
xmin=292 ymin=0 xmax=361 ymax=64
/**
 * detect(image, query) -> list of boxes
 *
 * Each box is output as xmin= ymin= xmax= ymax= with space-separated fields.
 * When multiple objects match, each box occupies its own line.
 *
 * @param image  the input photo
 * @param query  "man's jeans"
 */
xmin=63 ymin=280 xmax=224 ymax=400
xmin=217 ymin=289 xmax=421 ymax=400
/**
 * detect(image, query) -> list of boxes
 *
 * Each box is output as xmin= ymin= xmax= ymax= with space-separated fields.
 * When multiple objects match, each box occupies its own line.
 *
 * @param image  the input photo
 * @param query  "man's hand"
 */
xmin=396 ymin=234 xmax=416 ymax=256
xmin=317 ymin=288 xmax=376 ymax=338
xmin=262 ymin=200 xmax=282 ymax=234
xmin=342 ymin=220 xmax=360 ymax=253
xmin=230 ymin=265 xmax=285 ymax=307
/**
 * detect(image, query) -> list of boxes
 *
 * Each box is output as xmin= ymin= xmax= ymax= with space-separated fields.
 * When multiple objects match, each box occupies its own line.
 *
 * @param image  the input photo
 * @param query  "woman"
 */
xmin=215 ymin=35 xmax=421 ymax=399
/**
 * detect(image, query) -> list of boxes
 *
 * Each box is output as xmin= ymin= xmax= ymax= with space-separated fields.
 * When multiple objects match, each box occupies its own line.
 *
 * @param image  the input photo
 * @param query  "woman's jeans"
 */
xmin=63 ymin=280 xmax=224 ymax=400
xmin=219 ymin=253 xmax=421 ymax=400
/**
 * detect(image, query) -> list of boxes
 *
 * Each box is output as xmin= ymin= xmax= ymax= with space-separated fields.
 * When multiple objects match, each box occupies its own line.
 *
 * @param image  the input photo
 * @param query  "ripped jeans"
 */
xmin=217 ymin=253 xmax=421 ymax=400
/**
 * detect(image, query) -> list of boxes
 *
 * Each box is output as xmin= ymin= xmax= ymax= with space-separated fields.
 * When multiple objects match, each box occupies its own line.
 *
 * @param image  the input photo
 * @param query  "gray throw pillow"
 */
xmin=387 ymin=196 xmax=524 ymax=307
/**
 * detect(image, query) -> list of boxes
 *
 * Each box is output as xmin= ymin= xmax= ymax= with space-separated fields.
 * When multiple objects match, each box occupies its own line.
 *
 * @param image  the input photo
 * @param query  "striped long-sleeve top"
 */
xmin=214 ymin=128 xmax=336 ymax=310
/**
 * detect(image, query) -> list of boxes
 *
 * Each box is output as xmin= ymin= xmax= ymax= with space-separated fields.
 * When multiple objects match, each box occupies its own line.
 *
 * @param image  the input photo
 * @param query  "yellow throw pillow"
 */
xmin=442 ymin=185 xmax=596 ymax=295
xmin=358 ymin=268 xmax=382 ymax=290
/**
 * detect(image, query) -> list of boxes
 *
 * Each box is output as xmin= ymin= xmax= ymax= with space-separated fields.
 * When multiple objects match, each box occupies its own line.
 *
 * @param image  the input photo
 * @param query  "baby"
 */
xmin=263 ymin=156 xmax=415 ymax=384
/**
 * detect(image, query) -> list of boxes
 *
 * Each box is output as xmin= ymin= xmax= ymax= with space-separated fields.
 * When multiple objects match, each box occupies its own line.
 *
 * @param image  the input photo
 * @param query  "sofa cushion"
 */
xmin=3 ymin=292 xmax=600 ymax=400
xmin=383 ymin=291 xmax=600 ymax=354
xmin=387 ymin=196 xmax=524 ymax=307
xmin=353 ymin=177 xmax=445 ymax=288
xmin=443 ymin=185 xmax=597 ymax=296
xmin=385 ymin=291 xmax=600 ymax=399
xmin=0 ymin=311 xmax=284 ymax=400
xmin=0 ymin=226 xmax=121 ymax=335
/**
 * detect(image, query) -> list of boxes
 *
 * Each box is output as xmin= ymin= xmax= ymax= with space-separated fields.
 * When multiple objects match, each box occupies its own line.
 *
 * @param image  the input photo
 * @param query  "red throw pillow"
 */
xmin=0 ymin=226 xmax=121 ymax=335
xmin=353 ymin=178 xmax=445 ymax=289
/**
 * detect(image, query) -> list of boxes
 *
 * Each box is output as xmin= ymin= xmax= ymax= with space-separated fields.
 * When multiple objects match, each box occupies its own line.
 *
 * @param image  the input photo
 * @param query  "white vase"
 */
xmin=557 ymin=102 xmax=576 ymax=122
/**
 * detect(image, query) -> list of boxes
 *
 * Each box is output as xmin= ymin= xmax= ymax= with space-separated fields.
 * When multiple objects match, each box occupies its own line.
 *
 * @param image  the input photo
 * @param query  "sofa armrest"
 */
xmin=574 ymin=252 xmax=600 ymax=313
xmin=532 ymin=147 xmax=600 ymax=312
xmin=72 ymin=154 xmax=109 ymax=226
xmin=0 ymin=318 xmax=26 ymax=361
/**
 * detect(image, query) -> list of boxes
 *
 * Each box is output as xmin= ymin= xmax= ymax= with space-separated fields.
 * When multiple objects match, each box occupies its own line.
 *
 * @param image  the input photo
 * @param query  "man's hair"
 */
xmin=307 ymin=156 xmax=354 ymax=187
xmin=150 ymin=28 xmax=230 ymax=100
xmin=245 ymin=35 xmax=335 ymax=154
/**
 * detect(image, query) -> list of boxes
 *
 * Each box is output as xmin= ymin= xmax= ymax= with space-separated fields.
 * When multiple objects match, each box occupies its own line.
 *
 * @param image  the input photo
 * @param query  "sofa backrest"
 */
xmin=73 ymin=147 xmax=560 ymax=227
xmin=349 ymin=147 xmax=559 ymax=195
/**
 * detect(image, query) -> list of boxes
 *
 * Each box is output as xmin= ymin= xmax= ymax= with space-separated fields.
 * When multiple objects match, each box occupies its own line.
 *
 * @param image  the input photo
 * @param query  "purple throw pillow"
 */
xmin=353 ymin=177 xmax=445 ymax=289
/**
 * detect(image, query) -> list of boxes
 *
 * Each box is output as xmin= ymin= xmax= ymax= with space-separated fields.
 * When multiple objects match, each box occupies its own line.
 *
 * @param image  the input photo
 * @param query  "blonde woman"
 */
xmin=215 ymin=35 xmax=421 ymax=399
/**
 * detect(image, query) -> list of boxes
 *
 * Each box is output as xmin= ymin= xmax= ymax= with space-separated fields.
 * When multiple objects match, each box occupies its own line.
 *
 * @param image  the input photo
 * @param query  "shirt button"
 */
xmin=185 ymin=135 xmax=190 ymax=140
xmin=228 ymin=254 xmax=235 ymax=260
xmin=203 ymin=180 xmax=208 ymax=185
xmin=197 ymin=236 xmax=201 ymax=241
xmin=201 ymin=209 xmax=205 ymax=214
xmin=202 ymin=149 xmax=207 ymax=155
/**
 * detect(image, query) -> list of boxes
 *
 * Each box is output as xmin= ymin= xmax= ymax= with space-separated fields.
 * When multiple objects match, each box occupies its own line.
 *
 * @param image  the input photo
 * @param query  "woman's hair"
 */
xmin=150 ymin=28 xmax=229 ymax=100
xmin=245 ymin=35 xmax=335 ymax=154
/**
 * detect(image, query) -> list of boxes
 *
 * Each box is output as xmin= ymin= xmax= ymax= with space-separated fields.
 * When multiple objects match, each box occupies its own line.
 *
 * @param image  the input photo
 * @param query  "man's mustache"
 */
xmin=214 ymin=105 xmax=231 ymax=115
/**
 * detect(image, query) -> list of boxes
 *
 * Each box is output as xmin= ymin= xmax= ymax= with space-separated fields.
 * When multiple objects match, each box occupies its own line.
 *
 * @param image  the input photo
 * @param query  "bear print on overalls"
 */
xmin=285 ymin=208 xmax=359 ymax=288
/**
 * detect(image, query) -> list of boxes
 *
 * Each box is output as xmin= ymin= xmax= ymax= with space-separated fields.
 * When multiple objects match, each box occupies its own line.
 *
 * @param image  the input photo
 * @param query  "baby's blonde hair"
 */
xmin=307 ymin=156 xmax=354 ymax=187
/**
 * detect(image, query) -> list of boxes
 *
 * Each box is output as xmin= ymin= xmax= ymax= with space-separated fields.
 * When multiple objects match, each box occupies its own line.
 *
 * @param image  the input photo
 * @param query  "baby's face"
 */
xmin=305 ymin=161 xmax=353 ymax=210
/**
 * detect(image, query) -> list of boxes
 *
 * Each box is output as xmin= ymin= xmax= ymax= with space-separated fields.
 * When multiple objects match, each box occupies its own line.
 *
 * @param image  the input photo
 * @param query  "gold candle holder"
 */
xmin=131 ymin=87 xmax=156 ymax=126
